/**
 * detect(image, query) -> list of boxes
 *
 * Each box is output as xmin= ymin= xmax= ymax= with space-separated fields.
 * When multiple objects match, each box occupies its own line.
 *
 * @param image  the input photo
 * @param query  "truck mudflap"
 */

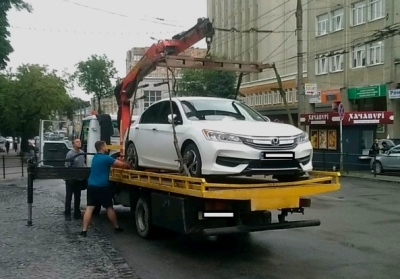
xmin=202 ymin=219 xmax=321 ymax=236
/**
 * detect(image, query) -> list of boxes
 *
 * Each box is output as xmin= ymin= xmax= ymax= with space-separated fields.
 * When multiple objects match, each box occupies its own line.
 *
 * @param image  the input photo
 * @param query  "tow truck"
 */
xmin=27 ymin=18 xmax=341 ymax=239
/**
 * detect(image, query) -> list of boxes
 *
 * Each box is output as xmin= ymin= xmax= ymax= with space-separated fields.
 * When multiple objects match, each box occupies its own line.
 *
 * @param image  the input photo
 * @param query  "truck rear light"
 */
xmin=205 ymin=200 xmax=231 ymax=211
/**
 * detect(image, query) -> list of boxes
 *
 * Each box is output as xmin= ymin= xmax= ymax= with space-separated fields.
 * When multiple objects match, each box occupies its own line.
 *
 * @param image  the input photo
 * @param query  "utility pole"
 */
xmin=272 ymin=63 xmax=294 ymax=126
xmin=296 ymin=0 xmax=304 ymax=130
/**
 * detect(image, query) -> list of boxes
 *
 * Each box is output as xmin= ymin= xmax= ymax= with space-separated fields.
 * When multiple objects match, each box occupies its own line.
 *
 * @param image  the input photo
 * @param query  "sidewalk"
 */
xmin=0 ymin=183 xmax=139 ymax=279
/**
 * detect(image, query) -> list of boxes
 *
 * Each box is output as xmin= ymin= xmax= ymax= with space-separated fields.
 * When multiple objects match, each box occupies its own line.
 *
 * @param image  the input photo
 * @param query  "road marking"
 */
xmin=315 ymin=195 xmax=345 ymax=201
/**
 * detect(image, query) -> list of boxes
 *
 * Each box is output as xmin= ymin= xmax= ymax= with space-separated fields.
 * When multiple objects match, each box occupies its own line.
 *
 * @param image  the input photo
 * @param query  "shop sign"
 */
xmin=300 ymin=111 xmax=394 ymax=125
xmin=347 ymin=84 xmax=386 ymax=100
xmin=388 ymin=89 xmax=400 ymax=99
xmin=309 ymin=91 xmax=321 ymax=103
xmin=305 ymin=83 xmax=317 ymax=96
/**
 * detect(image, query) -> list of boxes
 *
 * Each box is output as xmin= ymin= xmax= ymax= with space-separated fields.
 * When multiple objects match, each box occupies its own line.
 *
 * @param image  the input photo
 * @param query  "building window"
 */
xmin=143 ymin=90 xmax=162 ymax=110
xmin=352 ymin=45 xmax=366 ymax=68
xmin=352 ymin=1 xmax=366 ymax=26
xmin=369 ymin=0 xmax=384 ymax=21
xmin=294 ymin=89 xmax=298 ymax=103
xmin=272 ymin=91 xmax=279 ymax=104
xmin=369 ymin=41 xmax=384 ymax=65
xmin=316 ymin=13 xmax=329 ymax=36
xmin=267 ymin=92 xmax=272 ymax=104
xmin=330 ymin=52 xmax=344 ymax=72
xmin=315 ymin=55 xmax=328 ymax=75
xmin=331 ymin=8 xmax=344 ymax=32
xmin=286 ymin=89 xmax=293 ymax=103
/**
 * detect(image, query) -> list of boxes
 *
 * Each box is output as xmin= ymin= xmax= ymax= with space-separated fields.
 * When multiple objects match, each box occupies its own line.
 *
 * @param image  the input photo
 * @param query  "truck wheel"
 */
xmin=135 ymin=197 xmax=153 ymax=238
xmin=183 ymin=143 xmax=202 ymax=177
xmin=126 ymin=142 xmax=140 ymax=170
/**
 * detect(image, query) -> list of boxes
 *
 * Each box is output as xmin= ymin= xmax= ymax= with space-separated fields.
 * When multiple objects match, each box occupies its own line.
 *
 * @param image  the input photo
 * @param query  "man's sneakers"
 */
xmin=79 ymin=231 xmax=87 ymax=237
xmin=114 ymin=227 xmax=124 ymax=233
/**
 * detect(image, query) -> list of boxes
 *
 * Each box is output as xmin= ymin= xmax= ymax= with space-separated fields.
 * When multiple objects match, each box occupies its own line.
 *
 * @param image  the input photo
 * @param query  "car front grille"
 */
xmin=241 ymin=136 xmax=298 ymax=151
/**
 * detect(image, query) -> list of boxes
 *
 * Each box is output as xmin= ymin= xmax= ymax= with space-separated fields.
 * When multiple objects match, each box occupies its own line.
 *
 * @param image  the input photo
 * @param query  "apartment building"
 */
xmin=94 ymin=47 xmax=207 ymax=116
xmin=207 ymin=0 xmax=308 ymax=124
xmin=305 ymin=0 xmax=400 ymax=158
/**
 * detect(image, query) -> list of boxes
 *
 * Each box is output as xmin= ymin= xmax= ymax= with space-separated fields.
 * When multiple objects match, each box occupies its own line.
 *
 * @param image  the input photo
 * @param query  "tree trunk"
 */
xmin=97 ymin=96 xmax=102 ymax=114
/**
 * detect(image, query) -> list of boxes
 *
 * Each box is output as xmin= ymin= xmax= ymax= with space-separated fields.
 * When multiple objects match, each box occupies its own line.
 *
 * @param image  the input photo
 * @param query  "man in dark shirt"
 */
xmin=64 ymin=138 xmax=86 ymax=221
xmin=80 ymin=141 xmax=131 ymax=237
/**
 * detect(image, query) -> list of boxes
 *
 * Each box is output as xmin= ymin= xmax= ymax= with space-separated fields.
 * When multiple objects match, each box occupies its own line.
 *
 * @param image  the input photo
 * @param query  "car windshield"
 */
xmin=179 ymin=99 xmax=269 ymax=122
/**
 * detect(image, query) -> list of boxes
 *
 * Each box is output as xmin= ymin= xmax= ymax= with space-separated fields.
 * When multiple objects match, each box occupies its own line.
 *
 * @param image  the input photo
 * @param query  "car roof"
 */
xmin=156 ymin=96 xmax=237 ymax=103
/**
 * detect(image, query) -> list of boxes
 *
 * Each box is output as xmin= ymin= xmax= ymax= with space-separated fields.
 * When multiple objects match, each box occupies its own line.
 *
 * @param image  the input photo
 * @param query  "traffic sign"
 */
xmin=338 ymin=103 xmax=345 ymax=120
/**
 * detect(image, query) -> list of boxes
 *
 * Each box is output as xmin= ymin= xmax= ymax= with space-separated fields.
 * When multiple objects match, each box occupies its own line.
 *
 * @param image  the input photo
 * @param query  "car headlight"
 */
xmin=296 ymin=132 xmax=309 ymax=143
xmin=202 ymin=130 xmax=242 ymax=143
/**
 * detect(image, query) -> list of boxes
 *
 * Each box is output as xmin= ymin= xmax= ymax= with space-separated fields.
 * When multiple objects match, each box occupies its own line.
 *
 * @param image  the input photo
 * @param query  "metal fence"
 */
xmin=0 ymin=154 xmax=27 ymax=179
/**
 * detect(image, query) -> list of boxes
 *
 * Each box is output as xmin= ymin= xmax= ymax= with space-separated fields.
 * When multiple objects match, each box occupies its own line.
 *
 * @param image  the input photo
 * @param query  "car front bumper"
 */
xmin=199 ymin=140 xmax=313 ymax=176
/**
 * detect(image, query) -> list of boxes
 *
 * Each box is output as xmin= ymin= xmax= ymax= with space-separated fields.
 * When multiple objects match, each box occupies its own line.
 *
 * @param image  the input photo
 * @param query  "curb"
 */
xmin=341 ymin=173 xmax=400 ymax=184
xmin=0 ymin=177 xmax=26 ymax=184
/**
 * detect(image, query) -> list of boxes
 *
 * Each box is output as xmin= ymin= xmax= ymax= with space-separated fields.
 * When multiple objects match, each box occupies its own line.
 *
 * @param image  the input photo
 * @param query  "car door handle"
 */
xmin=152 ymin=128 xmax=157 ymax=131
xmin=135 ymin=127 xmax=139 ymax=130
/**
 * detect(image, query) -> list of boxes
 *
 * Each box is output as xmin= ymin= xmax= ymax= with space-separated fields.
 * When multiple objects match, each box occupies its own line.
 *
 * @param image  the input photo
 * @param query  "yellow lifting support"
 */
xmin=109 ymin=169 xmax=341 ymax=211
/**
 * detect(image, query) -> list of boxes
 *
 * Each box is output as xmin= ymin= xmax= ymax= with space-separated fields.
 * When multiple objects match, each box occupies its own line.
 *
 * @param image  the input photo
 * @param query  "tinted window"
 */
xmin=179 ymin=99 xmax=268 ymax=122
xmin=158 ymin=101 xmax=181 ymax=124
xmin=139 ymin=102 xmax=163 ymax=124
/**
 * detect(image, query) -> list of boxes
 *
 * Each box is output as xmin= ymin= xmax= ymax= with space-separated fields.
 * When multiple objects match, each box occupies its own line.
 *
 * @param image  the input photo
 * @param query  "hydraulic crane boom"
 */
xmin=114 ymin=18 xmax=215 ymax=155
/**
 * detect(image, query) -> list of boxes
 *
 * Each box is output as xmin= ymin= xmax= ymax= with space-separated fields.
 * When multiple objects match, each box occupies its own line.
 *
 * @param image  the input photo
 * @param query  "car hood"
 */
xmin=190 ymin=120 xmax=303 ymax=137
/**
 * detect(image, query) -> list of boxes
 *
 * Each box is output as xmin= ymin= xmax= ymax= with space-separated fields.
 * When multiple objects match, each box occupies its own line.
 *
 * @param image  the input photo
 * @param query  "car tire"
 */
xmin=125 ymin=142 xmax=141 ymax=170
xmin=183 ymin=143 xmax=202 ymax=177
xmin=373 ymin=161 xmax=383 ymax=174
xmin=135 ymin=197 xmax=153 ymax=239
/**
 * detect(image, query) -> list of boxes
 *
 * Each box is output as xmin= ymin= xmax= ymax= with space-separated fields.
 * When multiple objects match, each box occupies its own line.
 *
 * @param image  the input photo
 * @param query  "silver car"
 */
xmin=371 ymin=144 xmax=400 ymax=174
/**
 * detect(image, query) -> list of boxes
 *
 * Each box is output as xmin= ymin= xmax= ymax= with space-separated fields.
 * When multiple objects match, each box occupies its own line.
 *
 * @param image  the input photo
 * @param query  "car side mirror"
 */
xmin=167 ymin=114 xmax=182 ymax=125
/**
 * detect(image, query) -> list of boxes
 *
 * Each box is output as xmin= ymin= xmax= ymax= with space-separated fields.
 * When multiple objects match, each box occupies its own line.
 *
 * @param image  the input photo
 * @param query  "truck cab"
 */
xmin=78 ymin=114 xmax=139 ymax=167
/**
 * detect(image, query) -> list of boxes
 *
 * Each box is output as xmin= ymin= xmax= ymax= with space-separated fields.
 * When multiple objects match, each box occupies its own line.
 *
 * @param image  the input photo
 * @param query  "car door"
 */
xmin=385 ymin=147 xmax=400 ymax=170
xmin=155 ymin=101 xmax=186 ymax=170
xmin=131 ymin=102 xmax=163 ymax=167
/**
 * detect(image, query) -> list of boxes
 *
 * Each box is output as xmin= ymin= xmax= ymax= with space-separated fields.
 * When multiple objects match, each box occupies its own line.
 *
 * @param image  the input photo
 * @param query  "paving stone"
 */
xmin=0 ymin=184 xmax=140 ymax=279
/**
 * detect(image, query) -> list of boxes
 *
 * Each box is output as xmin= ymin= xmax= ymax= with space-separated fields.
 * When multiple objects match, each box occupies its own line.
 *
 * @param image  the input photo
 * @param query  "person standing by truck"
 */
xmin=80 ymin=140 xmax=131 ymax=237
xmin=65 ymin=138 xmax=86 ymax=221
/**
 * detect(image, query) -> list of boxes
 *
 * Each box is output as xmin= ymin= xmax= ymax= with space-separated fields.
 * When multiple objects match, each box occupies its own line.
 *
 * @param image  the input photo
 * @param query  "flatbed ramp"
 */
xmin=110 ymin=169 xmax=340 ymax=210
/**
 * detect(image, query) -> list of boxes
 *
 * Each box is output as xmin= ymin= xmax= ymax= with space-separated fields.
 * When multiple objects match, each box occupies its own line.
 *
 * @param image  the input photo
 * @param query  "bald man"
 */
xmin=64 ymin=138 xmax=86 ymax=221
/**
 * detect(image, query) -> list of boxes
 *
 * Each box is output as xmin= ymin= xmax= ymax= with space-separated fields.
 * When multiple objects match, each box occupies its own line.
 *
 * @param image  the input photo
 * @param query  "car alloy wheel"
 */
xmin=183 ymin=143 xmax=202 ymax=177
xmin=374 ymin=161 xmax=382 ymax=174
xmin=126 ymin=142 xmax=139 ymax=169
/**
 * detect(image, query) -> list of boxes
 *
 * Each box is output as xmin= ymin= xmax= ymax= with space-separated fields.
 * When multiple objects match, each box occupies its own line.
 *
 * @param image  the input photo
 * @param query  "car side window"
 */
xmin=158 ymin=101 xmax=182 ymax=124
xmin=139 ymin=102 xmax=163 ymax=124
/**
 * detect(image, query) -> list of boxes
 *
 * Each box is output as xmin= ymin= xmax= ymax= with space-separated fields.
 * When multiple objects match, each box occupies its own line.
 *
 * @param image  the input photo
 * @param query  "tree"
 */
xmin=62 ymin=97 xmax=90 ymax=121
xmin=74 ymin=54 xmax=117 ymax=114
xmin=0 ymin=0 xmax=33 ymax=69
xmin=0 ymin=64 xmax=70 ymax=152
xmin=176 ymin=69 xmax=237 ymax=98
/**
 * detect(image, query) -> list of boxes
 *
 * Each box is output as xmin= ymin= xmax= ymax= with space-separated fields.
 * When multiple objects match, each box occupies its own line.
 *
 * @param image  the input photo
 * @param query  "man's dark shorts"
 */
xmin=87 ymin=185 xmax=113 ymax=208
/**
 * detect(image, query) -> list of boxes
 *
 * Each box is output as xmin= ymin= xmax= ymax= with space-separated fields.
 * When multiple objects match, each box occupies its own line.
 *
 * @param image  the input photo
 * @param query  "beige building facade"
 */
xmin=306 ymin=0 xmax=400 ymax=143
xmin=207 ymin=0 xmax=308 ymax=123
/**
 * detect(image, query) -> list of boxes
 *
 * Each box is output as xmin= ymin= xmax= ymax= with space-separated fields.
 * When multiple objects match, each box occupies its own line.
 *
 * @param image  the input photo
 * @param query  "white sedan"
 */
xmin=125 ymin=97 xmax=313 ymax=181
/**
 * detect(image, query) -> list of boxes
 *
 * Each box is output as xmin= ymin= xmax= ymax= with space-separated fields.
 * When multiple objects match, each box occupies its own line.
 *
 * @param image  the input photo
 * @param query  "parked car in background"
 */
xmin=377 ymin=139 xmax=400 ymax=149
xmin=126 ymin=97 xmax=313 ymax=182
xmin=371 ymin=144 xmax=400 ymax=174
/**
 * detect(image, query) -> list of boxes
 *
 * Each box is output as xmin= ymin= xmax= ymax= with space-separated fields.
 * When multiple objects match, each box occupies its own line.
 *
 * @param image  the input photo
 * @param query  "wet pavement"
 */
xmin=3 ymin=176 xmax=400 ymax=279
xmin=0 ymin=182 xmax=138 ymax=279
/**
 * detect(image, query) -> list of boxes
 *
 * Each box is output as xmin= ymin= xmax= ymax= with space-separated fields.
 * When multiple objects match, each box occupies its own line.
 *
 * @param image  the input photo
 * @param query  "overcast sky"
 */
xmin=7 ymin=0 xmax=207 ymax=101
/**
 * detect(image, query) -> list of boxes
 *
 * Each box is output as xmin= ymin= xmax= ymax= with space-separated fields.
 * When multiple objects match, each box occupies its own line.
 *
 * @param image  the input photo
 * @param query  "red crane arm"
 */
xmin=114 ymin=18 xmax=214 ymax=154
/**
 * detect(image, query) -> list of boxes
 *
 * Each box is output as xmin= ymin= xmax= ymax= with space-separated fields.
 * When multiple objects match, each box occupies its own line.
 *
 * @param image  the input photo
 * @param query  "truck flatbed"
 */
xmin=110 ymin=169 xmax=340 ymax=211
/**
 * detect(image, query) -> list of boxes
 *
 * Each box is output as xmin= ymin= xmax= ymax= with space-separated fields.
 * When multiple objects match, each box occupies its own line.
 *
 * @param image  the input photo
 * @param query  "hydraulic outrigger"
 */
xmin=25 ymin=18 xmax=341 ymax=238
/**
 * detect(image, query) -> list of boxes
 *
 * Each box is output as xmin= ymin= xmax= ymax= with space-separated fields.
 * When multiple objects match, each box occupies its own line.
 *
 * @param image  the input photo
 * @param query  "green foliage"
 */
xmin=0 ymin=0 xmax=33 ymax=69
xmin=0 ymin=64 xmax=72 ymax=150
xmin=62 ymin=97 xmax=90 ymax=121
xmin=177 ymin=69 xmax=237 ymax=98
xmin=74 ymin=54 xmax=117 ymax=113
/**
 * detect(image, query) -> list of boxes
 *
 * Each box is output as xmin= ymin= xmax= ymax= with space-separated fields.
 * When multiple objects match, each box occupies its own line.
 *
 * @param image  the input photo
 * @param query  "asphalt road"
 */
xmin=31 ymin=177 xmax=400 ymax=279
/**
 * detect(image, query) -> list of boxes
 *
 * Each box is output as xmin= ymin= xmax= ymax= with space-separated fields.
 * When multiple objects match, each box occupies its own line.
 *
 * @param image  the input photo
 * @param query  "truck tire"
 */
xmin=135 ymin=197 xmax=153 ymax=238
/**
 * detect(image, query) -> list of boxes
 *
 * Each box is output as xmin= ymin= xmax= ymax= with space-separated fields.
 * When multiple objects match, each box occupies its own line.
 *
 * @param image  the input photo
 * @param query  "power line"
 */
xmin=9 ymin=25 xmax=181 ymax=36
xmin=199 ymin=0 xmax=292 ymax=49
xmin=261 ymin=31 xmax=296 ymax=63
xmin=58 ymin=0 xmax=184 ymax=27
